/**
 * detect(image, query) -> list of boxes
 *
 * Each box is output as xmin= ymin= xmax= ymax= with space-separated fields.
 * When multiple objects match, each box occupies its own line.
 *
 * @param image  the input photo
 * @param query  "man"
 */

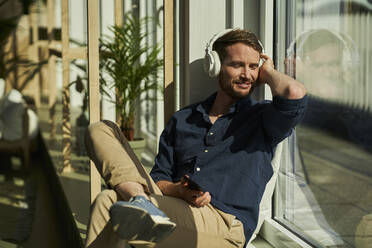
xmin=84 ymin=29 xmax=307 ymax=248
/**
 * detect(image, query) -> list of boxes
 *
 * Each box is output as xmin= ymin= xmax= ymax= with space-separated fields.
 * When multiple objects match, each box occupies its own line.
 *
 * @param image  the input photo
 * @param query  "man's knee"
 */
xmin=86 ymin=120 xmax=117 ymax=138
xmin=85 ymin=121 xmax=104 ymax=146
xmin=92 ymin=189 xmax=118 ymax=213
xmin=85 ymin=120 xmax=120 ymax=150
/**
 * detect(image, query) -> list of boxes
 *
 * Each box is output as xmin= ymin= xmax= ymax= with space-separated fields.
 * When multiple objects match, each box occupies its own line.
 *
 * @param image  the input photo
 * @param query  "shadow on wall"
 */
xmin=189 ymin=59 xmax=218 ymax=104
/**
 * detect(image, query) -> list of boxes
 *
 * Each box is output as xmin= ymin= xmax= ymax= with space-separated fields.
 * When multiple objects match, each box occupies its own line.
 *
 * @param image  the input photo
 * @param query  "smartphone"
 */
xmin=182 ymin=175 xmax=202 ymax=191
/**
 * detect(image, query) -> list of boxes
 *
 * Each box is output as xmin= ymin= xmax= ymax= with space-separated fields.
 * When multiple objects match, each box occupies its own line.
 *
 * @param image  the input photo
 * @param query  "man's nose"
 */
xmin=240 ymin=67 xmax=251 ymax=80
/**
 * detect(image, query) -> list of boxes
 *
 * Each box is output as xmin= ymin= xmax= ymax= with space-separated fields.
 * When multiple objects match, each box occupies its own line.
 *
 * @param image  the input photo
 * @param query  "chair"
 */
xmin=0 ymin=106 xmax=35 ymax=169
xmin=0 ymin=89 xmax=39 ymax=169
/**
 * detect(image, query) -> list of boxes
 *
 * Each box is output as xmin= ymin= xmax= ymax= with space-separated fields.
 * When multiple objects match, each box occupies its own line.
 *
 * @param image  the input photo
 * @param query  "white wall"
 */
xmin=180 ymin=0 xmax=226 ymax=107
xmin=178 ymin=0 xmax=266 ymax=107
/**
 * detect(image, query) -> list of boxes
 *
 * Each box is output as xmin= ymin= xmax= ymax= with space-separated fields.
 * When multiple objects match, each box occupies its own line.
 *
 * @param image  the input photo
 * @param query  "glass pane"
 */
xmin=69 ymin=0 xmax=87 ymax=47
xmin=138 ymin=0 xmax=164 ymax=169
xmin=275 ymin=1 xmax=372 ymax=247
xmin=38 ymin=0 xmax=91 ymax=242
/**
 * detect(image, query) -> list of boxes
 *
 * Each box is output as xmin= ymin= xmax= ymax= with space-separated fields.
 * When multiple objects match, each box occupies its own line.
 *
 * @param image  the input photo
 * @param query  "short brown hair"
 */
xmin=213 ymin=29 xmax=263 ymax=63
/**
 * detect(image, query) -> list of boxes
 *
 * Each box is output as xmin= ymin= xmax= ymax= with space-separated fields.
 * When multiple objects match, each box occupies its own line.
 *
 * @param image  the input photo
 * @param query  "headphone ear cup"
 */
xmin=203 ymin=52 xmax=213 ymax=75
xmin=209 ymin=51 xmax=221 ymax=77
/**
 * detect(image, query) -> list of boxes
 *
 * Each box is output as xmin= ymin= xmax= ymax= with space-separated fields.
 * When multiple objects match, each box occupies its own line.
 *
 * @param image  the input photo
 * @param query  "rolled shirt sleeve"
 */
xmin=262 ymin=95 xmax=308 ymax=146
xmin=150 ymin=117 xmax=177 ymax=182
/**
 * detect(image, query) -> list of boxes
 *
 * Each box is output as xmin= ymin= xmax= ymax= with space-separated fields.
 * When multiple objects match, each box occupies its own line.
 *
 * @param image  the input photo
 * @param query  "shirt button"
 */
xmin=204 ymin=149 xmax=208 ymax=153
xmin=196 ymin=167 xmax=201 ymax=171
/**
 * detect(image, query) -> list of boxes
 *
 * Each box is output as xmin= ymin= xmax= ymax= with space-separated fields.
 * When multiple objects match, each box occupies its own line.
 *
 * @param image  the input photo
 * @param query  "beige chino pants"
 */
xmin=84 ymin=120 xmax=245 ymax=248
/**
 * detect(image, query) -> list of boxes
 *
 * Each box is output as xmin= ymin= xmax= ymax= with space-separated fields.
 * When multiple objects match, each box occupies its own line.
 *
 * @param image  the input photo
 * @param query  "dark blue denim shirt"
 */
xmin=150 ymin=93 xmax=307 ymax=241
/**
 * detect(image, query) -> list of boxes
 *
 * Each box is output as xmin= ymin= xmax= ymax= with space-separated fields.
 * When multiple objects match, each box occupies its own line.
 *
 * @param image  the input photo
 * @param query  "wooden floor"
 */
xmin=0 ymin=154 xmax=67 ymax=248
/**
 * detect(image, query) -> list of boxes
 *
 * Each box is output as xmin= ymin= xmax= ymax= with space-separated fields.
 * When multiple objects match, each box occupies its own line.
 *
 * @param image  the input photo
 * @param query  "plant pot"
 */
xmin=128 ymin=138 xmax=146 ymax=160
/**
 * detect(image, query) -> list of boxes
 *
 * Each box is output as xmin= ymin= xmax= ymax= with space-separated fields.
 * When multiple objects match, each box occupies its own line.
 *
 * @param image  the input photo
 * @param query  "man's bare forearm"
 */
xmin=265 ymin=68 xmax=306 ymax=99
xmin=156 ymin=180 xmax=181 ymax=198
xmin=260 ymin=54 xmax=306 ymax=99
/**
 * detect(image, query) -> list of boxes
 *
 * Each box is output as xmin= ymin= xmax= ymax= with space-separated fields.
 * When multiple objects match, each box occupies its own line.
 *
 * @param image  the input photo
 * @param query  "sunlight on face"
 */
xmin=218 ymin=43 xmax=260 ymax=100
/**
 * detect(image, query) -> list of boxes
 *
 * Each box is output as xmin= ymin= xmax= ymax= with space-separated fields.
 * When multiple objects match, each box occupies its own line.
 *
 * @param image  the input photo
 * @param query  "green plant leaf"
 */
xmin=99 ymin=12 xmax=164 ymax=135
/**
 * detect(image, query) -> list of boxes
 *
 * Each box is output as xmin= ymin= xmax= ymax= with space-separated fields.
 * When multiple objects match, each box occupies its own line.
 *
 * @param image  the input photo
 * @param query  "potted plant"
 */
xmin=100 ymin=12 xmax=163 ymax=155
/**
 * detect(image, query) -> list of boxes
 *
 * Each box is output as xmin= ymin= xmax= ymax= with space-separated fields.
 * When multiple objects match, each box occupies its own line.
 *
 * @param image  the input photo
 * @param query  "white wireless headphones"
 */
xmin=204 ymin=28 xmax=265 ymax=78
xmin=204 ymin=28 xmax=236 ymax=77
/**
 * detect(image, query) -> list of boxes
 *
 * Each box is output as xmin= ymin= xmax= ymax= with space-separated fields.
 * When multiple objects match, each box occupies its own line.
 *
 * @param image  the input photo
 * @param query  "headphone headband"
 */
xmin=204 ymin=28 xmax=265 ymax=77
xmin=205 ymin=28 xmax=238 ymax=53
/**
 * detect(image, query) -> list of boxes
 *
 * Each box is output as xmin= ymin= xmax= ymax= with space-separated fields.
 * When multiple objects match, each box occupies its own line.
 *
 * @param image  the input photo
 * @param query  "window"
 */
xmin=138 ymin=0 xmax=164 ymax=166
xmin=274 ymin=0 xmax=372 ymax=247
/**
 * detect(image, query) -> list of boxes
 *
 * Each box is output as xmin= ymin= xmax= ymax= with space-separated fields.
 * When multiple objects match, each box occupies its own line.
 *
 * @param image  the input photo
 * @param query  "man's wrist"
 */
xmin=261 ymin=67 xmax=276 ymax=86
xmin=156 ymin=180 xmax=182 ymax=198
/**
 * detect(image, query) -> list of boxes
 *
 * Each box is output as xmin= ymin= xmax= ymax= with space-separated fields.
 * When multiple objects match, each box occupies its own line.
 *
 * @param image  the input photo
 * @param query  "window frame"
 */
xmin=257 ymin=0 xmax=318 ymax=247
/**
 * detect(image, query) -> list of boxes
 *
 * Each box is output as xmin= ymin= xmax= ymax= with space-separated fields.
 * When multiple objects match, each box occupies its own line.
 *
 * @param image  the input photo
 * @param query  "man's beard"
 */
xmin=219 ymin=78 xmax=254 ymax=100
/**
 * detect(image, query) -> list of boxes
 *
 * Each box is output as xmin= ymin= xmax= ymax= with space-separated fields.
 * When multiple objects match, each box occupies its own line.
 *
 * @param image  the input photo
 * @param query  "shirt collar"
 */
xmin=196 ymin=92 xmax=254 ymax=116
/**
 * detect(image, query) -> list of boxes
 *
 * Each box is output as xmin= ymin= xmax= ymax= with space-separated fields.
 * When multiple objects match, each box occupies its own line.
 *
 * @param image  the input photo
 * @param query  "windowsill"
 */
xmin=258 ymin=219 xmax=314 ymax=248
xmin=249 ymin=236 xmax=275 ymax=248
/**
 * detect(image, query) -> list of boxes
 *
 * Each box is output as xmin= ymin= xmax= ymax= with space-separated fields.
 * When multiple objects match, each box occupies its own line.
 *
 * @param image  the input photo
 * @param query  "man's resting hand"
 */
xmin=156 ymin=177 xmax=211 ymax=207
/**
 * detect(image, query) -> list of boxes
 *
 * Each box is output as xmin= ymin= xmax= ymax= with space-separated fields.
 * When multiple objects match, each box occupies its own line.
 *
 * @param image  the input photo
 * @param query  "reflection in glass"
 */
xmin=286 ymin=29 xmax=359 ymax=102
xmin=275 ymin=1 xmax=372 ymax=247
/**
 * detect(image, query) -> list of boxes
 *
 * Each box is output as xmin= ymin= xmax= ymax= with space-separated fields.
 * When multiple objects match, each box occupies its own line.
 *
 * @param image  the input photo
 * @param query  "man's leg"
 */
xmin=85 ymin=190 xmax=128 ymax=248
xmin=150 ymin=195 xmax=246 ymax=248
xmin=84 ymin=120 xmax=166 ymax=247
xmin=115 ymin=181 xmax=150 ymax=201
xmin=84 ymin=120 xmax=161 ymax=196
xmin=87 ymin=191 xmax=245 ymax=248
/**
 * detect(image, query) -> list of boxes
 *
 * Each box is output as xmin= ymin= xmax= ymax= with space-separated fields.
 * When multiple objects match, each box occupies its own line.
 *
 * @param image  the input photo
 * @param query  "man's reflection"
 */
xmin=286 ymin=29 xmax=358 ymax=101
xmin=287 ymin=28 xmax=372 ymax=152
